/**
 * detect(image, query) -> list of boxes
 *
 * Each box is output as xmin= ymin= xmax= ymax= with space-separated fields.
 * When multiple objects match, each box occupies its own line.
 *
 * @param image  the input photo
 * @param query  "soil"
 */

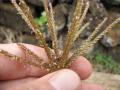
xmin=85 ymin=71 xmax=120 ymax=90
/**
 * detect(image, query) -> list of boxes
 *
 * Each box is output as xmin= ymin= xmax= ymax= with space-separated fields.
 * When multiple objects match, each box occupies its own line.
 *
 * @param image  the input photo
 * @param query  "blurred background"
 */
xmin=0 ymin=0 xmax=120 ymax=89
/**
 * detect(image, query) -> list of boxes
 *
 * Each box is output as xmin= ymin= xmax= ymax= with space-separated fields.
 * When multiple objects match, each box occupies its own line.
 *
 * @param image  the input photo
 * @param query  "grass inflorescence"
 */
xmin=0 ymin=0 xmax=120 ymax=72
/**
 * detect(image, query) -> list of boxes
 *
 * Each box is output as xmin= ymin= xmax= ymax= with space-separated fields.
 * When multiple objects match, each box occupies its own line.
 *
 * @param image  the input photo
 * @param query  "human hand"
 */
xmin=0 ymin=43 xmax=104 ymax=90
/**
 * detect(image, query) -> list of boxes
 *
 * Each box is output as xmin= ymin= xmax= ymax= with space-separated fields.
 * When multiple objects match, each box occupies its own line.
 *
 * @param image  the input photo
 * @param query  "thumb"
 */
xmin=10 ymin=69 xmax=81 ymax=90
xmin=48 ymin=69 xmax=81 ymax=90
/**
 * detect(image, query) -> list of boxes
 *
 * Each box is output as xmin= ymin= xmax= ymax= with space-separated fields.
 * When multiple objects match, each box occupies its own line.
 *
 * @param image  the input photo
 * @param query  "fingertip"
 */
xmin=70 ymin=56 xmax=92 ymax=80
xmin=49 ymin=69 xmax=81 ymax=90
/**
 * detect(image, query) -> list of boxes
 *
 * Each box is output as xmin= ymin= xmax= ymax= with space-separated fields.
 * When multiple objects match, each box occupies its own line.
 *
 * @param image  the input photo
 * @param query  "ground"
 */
xmin=85 ymin=71 xmax=120 ymax=90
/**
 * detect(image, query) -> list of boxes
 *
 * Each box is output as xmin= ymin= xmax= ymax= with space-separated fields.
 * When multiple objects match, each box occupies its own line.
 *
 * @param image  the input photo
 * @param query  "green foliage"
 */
xmin=35 ymin=11 xmax=47 ymax=26
xmin=87 ymin=52 xmax=120 ymax=74
xmin=35 ymin=11 xmax=48 ymax=34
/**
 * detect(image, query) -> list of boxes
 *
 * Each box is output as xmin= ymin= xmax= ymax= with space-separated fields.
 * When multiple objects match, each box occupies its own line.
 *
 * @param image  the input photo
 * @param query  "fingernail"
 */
xmin=49 ymin=69 xmax=80 ymax=90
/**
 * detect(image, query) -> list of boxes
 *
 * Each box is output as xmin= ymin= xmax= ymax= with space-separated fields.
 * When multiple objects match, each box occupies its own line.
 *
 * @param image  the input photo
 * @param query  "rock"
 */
xmin=27 ymin=0 xmax=43 ymax=6
xmin=27 ymin=0 xmax=55 ymax=6
xmin=58 ymin=0 xmax=74 ymax=4
xmin=0 ymin=26 xmax=39 ymax=45
xmin=53 ymin=3 xmax=72 ymax=33
xmin=0 ymin=26 xmax=22 ymax=43
xmin=101 ymin=11 xmax=120 ymax=47
xmin=1 ymin=0 xmax=43 ymax=6
xmin=79 ymin=0 xmax=108 ymax=38
xmin=102 ymin=0 xmax=120 ymax=5
xmin=1 ymin=0 xmax=54 ymax=6
xmin=0 ymin=2 xmax=35 ymax=33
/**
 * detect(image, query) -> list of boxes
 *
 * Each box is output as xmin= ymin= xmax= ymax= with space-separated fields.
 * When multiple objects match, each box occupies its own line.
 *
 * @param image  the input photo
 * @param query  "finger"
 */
xmin=80 ymin=83 xmax=104 ymax=90
xmin=0 ymin=43 xmax=48 ymax=80
xmin=0 ymin=69 xmax=81 ymax=90
xmin=0 ymin=43 xmax=48 ymax=60
xmin=70 ymin=56 xmax=92 ymax=80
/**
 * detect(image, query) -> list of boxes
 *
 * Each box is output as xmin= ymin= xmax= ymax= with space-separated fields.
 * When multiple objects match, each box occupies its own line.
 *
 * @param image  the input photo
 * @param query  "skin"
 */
xmin=0 ymin=43 xmax=104 ymax=90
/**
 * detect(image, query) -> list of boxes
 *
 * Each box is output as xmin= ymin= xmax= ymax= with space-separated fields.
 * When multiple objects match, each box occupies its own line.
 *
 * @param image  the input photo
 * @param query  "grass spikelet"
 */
xmin=73 ymin=17 xmax=120 ymax=57
xmin=60 ymin=0 xmax=85 ymax=64
xmin=73 ymin=22 xmax=90 ymax=42
xmin=87 ymin=17 xmax=108 ymax=41
xmin=11 ymin=0 xmax=53 ymax=61
xmin=43 ymin=0 xmax=59 ymax=57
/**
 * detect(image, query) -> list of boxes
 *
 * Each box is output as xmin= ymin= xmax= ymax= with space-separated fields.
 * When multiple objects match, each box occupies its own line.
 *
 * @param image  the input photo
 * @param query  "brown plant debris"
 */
xmin=0 ymin=0 xmax=120 ymax=72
